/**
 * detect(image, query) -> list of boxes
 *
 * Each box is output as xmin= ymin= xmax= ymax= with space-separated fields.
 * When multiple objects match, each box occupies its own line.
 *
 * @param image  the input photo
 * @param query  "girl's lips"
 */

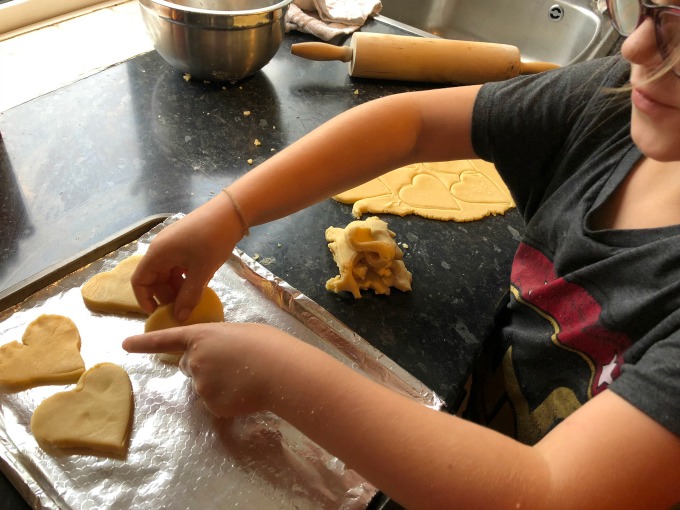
xmin=631 ymin=87 xmax=675 ymax=115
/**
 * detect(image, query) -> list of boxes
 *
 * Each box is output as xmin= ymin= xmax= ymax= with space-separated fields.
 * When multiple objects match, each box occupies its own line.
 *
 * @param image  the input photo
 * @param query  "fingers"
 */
xmin=173 ymin=276 xmax=208 ymax=322
xmin=122 ymin=329 xmax=191 ymax=354
xmin=179 ymin=352 xmax=192 ymax=377
xmin=131 ymin=276 xmax=161 ymax=316
xmin=130 ymin=247 xmax=213 ymax=322
xmin=130 ymin=204 xmax=236 ymax=320
xmin=123 ymin=322 xmax=277 ymax=419
xmin=130 ymin=256 xmax=174 ymax=314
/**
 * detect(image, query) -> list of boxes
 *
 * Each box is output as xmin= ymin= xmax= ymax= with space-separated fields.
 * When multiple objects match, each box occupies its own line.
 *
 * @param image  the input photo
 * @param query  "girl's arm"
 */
xmin=123 ymin=323 xmax=680 ymax=510
xmin=131 ymin=85 xmax=481 ymax=317
xmin=228 ymin=84 xmax=481 ymax=227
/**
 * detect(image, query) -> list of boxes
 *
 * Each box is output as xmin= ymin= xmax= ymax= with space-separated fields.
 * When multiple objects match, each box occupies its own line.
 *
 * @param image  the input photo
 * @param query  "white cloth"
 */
xmin=286 ymin=0 xmax=382 ymax=41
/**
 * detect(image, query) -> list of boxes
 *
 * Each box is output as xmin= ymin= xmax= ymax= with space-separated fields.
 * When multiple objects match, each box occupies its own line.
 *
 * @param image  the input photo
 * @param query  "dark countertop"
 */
xmin=0 ymin=20 xmax=524 ymax=509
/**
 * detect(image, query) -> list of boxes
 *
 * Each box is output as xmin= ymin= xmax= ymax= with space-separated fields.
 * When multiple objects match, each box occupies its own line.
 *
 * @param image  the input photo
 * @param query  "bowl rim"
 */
xmin=140 ymin=0 xmax=294 ymax=17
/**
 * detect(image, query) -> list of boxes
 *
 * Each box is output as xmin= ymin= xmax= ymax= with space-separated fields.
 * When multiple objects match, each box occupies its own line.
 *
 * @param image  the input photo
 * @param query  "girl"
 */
xmin=123 ymin=1 xmax=680 ymax=507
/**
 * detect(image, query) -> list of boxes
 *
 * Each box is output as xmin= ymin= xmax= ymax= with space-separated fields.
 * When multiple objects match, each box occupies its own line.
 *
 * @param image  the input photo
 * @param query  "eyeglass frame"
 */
xmin=606 ymin=0 xmax=680 ymax=77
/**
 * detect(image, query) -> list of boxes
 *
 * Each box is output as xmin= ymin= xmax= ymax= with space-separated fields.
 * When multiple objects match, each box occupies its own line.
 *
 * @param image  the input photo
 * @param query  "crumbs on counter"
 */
xmin=243 ymin=110 xmax=251 ymax=116
xmin=254 ymin=139 xmax=261 ymax=146
xmin=183 ymin=73 xmax=191 ymax=81
xmin=250 ymin=254 xmax=275 ymax=265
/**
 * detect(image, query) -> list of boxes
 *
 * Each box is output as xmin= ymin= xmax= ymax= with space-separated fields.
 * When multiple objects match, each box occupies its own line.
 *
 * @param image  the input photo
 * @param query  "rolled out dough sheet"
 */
xmin=333 ymin=159 xmax=515 ymax=221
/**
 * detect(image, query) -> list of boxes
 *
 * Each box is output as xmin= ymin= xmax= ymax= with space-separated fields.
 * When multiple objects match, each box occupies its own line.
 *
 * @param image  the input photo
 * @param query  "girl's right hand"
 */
xmin=131 ymin=191 xmax=245 ymax=321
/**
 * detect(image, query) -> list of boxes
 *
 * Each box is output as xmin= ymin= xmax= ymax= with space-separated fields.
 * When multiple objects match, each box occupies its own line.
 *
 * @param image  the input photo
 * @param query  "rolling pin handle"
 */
xmin=291 ymin=42 xmax=353 ymax=63
xmin=519 ymin=61 xmax=561 ymax=75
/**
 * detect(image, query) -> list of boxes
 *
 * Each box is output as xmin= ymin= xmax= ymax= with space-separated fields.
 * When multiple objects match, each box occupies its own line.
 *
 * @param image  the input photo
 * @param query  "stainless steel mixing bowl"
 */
xmin=139 ymin=0 xmax=294 ymax=82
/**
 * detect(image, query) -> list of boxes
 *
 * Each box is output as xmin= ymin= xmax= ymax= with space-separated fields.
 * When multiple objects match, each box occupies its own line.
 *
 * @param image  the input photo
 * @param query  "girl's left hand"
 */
xmin=123 ymin=322 xmax=301 ymax=417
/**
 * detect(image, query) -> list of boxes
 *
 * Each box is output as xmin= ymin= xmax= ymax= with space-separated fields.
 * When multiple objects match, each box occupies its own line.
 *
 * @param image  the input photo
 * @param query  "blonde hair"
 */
xmin=607 ymin=43 xmax=680 ymax=93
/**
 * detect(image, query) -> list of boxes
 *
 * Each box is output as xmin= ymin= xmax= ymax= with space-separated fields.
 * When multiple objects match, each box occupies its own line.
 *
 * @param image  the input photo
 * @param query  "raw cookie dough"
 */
xmin=145 ymin=286 xmax=225 ymax=363
xmin=81 ymin=255 xmax=145 ymax=314
xmin=30 ymin=362 xmax=133 ymax=457
xmin=0 ymin=314 xmax=85 ymax=390
xmin=145 ymin=286 xmax=224 ymax=332
xmin=333 ymin=159 xmax=515 ymax=221
xmin=326 ymin=216 xmax=412 ymax=299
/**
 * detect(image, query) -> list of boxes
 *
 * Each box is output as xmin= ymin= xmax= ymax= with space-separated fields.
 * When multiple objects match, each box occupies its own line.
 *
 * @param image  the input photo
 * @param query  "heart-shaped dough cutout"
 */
xmin=0 ymin=315 xmax=85 ymax=390
xmin=451 ymin=171 xmax=510 ymax=204
xmin=399 ymin=173 xmax=461 ymax=210
xmin=31 ymin=362 xmax=133 ymax=457
xmin=81 ymin=255 xmax=145 ymax=314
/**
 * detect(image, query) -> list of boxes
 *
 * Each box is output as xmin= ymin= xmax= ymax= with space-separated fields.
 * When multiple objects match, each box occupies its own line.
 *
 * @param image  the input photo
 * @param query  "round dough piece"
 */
xmin=144 ymin=286 xmax=224 ymax=332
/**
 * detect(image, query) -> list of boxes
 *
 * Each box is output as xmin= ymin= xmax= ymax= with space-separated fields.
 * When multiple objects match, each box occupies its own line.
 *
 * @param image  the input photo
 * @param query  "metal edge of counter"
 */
xmin=0 ymin=214 xmax=172 ymax=314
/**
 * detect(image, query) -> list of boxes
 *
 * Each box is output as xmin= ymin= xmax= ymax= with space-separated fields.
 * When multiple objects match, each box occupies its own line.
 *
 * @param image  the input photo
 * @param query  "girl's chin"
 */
xmin=631 ymin=110 xmax=680 ymax=162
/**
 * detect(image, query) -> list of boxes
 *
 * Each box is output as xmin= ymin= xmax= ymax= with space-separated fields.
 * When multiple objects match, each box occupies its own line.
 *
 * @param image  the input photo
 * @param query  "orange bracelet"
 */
xmin=221 ymin=188 xmax=250 ymax=237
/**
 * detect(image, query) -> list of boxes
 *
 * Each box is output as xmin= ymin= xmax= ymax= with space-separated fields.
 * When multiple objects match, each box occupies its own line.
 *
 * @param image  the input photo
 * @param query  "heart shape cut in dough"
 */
xmin=451 ymin=171 xmax=510 ymax=204
xmin=81 ymin=255 xmax=145 ymax=314
xmin=31 ymin=363 xmax=133 ymax=457
xmin=0 ymin=314 xmax=85 ymax=390
xmin=398 ymin=173 xmax=461 ymax=210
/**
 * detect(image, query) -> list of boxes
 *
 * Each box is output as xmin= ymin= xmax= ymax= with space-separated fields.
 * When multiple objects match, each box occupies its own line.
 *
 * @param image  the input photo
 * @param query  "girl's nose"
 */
xmin=621 ymin=16 xmax=664 ymax=70
xmin=621 ymin=17 xmax=663 ymax=69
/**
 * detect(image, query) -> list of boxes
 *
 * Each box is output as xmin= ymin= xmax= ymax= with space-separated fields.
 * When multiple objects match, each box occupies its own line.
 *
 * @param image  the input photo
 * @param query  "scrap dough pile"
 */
xmin=326 ymin=216 xmax=412 ymax=299
xmin=333 ymin=159 xmax=515 ymax=221
xmin=0 ymin=255 xmax=224 ymax=458
xmin=325 ymin=159 xmax=513 ymax=298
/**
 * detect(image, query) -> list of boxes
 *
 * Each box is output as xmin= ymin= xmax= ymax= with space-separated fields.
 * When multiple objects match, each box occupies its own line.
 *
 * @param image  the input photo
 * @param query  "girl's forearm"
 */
xmin=267 ymin=341 xmax=550 ymax=510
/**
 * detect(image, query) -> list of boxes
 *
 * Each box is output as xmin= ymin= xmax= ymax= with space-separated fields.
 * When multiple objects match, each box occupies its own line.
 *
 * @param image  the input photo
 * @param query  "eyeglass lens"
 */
xmin=658 ymin=10 xmax=680 ymax=72
xmin=608 ymin=0 xmax=680 ymax=74
xmin=609 ymin=0 xmax=642 ymax=34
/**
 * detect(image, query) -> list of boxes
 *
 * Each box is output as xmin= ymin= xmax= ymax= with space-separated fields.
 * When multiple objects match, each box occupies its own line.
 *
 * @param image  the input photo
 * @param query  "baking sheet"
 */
xmin=0 ymin=214 xmax=443 ymax=509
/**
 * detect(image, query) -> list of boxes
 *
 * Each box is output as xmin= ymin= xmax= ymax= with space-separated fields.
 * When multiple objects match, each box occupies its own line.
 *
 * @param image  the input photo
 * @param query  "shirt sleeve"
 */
xmin=471 ymin=55 xmax=629 ymax=221
xmin=610 ymin=313 xmax=680 ymax=437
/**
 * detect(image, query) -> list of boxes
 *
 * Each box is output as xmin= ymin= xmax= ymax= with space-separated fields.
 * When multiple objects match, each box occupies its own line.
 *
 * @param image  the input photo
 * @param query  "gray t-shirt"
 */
xmin=467 ymin=55 xmax=680 ymax=444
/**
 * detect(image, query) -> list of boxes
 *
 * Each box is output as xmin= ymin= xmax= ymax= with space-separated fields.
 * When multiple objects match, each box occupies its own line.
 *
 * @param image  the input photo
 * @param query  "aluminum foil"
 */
xmin=0 ymin=214 xmax=443 ymax=509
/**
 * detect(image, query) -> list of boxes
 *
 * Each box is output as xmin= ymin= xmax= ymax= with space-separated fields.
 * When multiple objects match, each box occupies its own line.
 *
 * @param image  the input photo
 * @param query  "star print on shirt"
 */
xmin=598 ymin=354 xmax=619 ymax=388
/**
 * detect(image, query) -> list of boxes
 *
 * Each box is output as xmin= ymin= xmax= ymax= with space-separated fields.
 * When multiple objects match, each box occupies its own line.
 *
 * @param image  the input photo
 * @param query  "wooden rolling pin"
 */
xmin=291 ymin=32 xmax=560 ymax=85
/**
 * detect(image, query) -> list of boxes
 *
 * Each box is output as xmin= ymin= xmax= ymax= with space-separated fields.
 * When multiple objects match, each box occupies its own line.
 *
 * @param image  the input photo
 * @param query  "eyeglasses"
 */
xmin=606 ymin=0 xmax=680 ymax=77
